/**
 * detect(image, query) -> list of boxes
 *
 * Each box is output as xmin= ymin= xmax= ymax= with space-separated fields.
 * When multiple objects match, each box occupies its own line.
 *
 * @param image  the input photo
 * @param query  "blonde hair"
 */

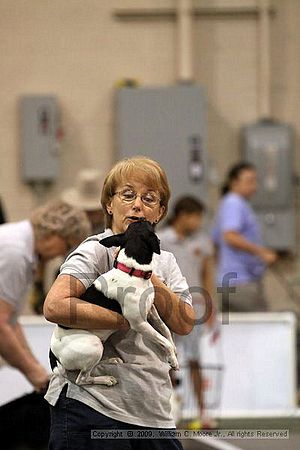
xmin=30 ymin=200 xmax=91 ymax=246
xmin=101 ymin=156 xmax=171 ymax=228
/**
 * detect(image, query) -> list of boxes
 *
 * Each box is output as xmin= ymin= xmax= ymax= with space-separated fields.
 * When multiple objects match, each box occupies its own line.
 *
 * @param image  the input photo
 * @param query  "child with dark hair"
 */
xmin=159 ymin=195 xmax=217 ymax=429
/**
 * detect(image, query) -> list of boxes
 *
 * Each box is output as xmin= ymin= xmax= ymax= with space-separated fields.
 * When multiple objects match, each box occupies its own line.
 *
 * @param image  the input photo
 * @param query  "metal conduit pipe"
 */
xmin=258 ymin=0 xmax=271 ymax=118
xmin=176 ymin=0 xmax=194 ymax=82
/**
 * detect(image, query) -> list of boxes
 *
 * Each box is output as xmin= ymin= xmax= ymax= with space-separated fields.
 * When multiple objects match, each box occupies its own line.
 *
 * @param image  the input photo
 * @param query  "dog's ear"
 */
xmin=100 ymin=233 xmax=126 ymax=248
xmin=149 ymin=233 xmax=161 ymax=254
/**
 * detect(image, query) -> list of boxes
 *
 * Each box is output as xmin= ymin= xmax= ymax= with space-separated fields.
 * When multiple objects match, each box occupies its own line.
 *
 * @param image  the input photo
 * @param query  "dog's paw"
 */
xmin=168 ymin=356 xmax=180 ymax=371
xmin=105 ymin=357 xmax=124 ymax=365
xmin=171 ymin=362 xmax=180 ymax=371
xmin=76 ymin=373 xmax=118 ymax=386
xmin=102 ymin=376 xmax=118 ymax=386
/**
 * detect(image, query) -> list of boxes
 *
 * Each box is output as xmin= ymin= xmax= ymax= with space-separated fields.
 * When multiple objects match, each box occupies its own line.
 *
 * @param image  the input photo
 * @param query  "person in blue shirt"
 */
xmin=212 ymin=162 xmax=277 ymax=312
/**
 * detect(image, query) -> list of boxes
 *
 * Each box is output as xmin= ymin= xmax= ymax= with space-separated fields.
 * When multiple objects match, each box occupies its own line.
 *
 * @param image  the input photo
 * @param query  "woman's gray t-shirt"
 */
xmin=45 ymin=229 xmax=191 ymax=428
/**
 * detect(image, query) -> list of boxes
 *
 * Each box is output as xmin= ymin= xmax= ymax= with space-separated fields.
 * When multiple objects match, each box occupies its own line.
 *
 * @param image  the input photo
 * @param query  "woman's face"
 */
xmin=106 ymin=179 xmax=165 ymax=234
xmin=232 ymin=169 xmax=258 ymax=199
xmin=35 ymin=234 xmax=70 ymax=261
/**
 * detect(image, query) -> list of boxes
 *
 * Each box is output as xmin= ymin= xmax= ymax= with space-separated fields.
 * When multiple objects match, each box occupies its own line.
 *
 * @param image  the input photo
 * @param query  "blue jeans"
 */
xmin=49 ymin=386 xmax=183 ymax=450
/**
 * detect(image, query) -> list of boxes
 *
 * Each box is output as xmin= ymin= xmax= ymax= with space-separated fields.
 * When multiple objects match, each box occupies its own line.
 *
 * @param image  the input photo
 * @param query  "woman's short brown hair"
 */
xmin=30 ymin=200 xmax=91 ymax=246
xmin=101 ymin=156 xmax=171 ymax=228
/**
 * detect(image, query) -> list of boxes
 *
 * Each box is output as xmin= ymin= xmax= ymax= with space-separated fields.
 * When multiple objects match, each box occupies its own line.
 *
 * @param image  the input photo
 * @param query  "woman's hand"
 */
xmin=151 ymin=274 xmax=195 ymax=335
xmin=25 ymin=363 xmax=50 ymax=393
xmin=44 ymin=275 xmax=129 ymax=331
xmin=256 ymin=247 xmax=278 ymax=265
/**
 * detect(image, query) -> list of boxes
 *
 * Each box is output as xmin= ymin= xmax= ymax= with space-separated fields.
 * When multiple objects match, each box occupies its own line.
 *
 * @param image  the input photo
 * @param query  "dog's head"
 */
xmin=100 ymin=220 xmax=160 ymax=265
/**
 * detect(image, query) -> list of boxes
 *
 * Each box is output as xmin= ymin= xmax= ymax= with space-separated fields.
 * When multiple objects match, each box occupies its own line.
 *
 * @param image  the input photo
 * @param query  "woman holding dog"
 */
xmin=44 ymin=156 xmax=195 ymax=450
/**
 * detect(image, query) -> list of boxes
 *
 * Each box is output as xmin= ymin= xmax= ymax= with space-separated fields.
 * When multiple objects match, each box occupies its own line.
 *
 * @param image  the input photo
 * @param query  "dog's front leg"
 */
xmin=76 ymin=367 xmax=118 ymax=386
xmin=148 ymin=305 xmax=176 ymax=348
xmin=129 ymin=319 xmax=179 ymax=370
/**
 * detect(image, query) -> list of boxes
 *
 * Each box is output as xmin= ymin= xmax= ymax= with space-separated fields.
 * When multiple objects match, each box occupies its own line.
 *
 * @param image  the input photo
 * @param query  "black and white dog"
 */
xmin=50 ymin=220 xmax=179 ymax=386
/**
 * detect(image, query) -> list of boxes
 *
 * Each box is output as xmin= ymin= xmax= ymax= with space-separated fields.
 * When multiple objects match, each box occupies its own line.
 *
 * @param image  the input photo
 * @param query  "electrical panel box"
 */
xmin=243 ymin=120 xmax=293 ymax=209
xmin=242 ymin=120 xmax=295 ymax=251
xmin=115 ymin=85 xmax=207 ymax=207
xmin=20 ymin=95 xmax=60 ymax=182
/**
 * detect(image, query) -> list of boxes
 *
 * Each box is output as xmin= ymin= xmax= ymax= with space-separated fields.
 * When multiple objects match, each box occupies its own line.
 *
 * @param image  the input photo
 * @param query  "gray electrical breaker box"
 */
xmin=115 ymin=85 xmax=207 ymax=208
xmin=242 ymin=119 xmax=295 ymax=252
xmin=20 ymin=95 xmax=60 ymax=182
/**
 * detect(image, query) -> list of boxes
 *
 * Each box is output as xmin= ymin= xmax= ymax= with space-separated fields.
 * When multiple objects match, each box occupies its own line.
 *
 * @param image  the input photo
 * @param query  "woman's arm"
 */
xmin=151 ymin=274 xmax=195 ymax=336
xmin=223 ymin=231 xmax=277 ymax=264
xmin=202 ymin=255 xmax=217 ymax=326
xmin=43 ymin=274 xmax=129 ymax=331
xmin=0 ymin=299 xmax=49 ymax=392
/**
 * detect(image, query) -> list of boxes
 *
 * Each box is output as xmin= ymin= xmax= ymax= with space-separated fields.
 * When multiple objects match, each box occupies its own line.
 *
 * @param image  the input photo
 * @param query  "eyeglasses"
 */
xmin=113 ymin=188 xmax=161 ymax=208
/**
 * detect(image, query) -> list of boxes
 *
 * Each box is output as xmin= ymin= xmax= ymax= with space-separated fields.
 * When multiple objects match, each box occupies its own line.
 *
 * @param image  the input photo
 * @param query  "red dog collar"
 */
xmin=113 ymin=260 xmax=152 ymax=280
